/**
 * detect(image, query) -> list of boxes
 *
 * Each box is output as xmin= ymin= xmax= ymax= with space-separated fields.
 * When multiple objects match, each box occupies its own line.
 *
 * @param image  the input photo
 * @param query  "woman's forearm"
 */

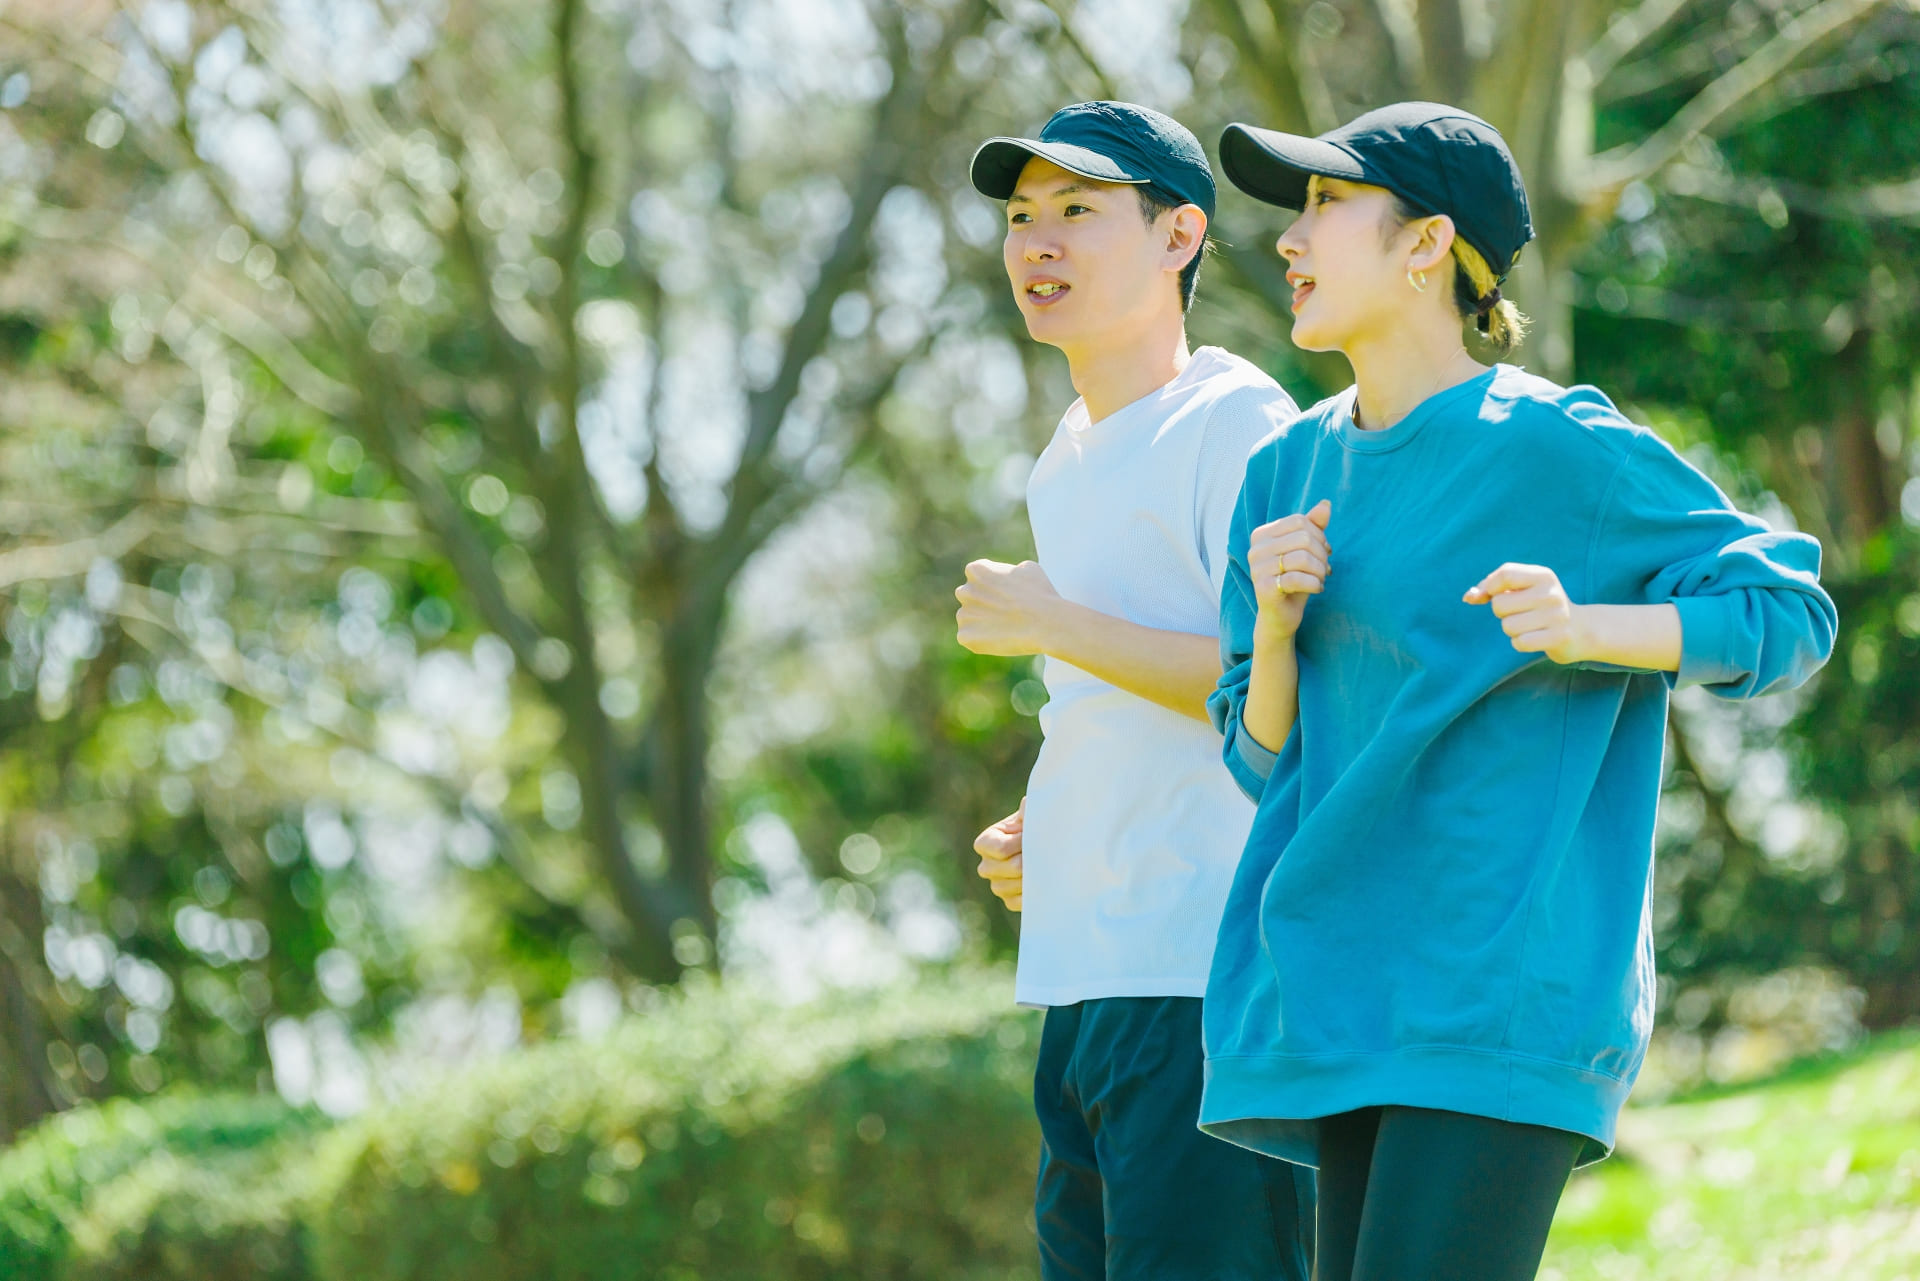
xmin=1572 ymin=603 xmax=1682 ymax=672
xmin=1241 ymin=615 xmax=1300 ymax=752
xmin=1038 ymin=600 xmax=1222 ymax=722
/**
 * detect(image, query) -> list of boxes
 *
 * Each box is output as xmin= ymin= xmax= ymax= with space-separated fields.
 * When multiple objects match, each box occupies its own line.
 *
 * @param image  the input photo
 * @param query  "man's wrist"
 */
xmin=1028 ymin=594 xmax=1083 ymax=659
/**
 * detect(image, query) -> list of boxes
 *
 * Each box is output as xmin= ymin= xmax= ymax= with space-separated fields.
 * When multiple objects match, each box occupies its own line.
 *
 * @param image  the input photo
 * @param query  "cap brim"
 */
xmin=1219 ymin=123 xmax=1366 ymax=210
xmin=968 ymin=137 xmax=1150 ymax=200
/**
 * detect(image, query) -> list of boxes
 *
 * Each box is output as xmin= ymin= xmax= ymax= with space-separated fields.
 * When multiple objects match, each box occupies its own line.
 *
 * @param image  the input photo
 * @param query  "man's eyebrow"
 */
xmin=1006 ymin=182 xmax=1100 ymax=205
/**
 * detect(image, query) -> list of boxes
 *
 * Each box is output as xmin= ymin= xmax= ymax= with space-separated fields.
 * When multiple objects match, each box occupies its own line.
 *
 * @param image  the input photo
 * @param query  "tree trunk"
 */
xmin=1515 ymin=233 xmax=1578 ymax=383
xmin=1828 ymin=336 xmax=1897 ymax=542
xmin=649 ymin=606 xmax=723 ymax=951
xmin=559 ymin=658 xmax=685 ymax=982
xmin=0 ymin=855 xmax=57 ymax=1143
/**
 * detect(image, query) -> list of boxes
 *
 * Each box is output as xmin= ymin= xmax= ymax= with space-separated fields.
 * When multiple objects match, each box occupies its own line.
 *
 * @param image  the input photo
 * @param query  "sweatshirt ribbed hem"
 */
xmin=1199 ymin=1046 xmax=1628 ymax=1170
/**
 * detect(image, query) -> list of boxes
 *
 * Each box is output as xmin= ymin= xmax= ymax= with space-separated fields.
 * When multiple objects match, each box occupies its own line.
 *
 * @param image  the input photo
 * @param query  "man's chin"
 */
xmin=1023 ymin=308 xmax=1091 ymax=350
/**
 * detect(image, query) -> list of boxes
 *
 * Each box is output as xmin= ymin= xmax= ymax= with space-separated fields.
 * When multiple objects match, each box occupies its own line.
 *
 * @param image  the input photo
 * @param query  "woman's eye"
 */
xmin=1314 ymin=191 xmax=1334 ymax=206
xmin=1009 ymin=212 xmax=1030 ymax=225
xmin=1064 ymin=204 xmax=1091 ymax=216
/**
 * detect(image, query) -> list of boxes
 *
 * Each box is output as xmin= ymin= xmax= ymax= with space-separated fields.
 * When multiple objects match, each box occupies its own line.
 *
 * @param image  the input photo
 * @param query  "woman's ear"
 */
xmin=1406 ymin=213 xmax=1457 ymax=276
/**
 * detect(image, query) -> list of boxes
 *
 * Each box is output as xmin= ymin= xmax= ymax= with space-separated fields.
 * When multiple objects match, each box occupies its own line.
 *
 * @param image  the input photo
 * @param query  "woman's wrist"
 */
xmin=1563 ymin=603 xmax=1683 ymax=672
xmin=1563 ymin=603 xmax=1600 ymax=665
xmin=1253 ymin=604 xmax=1298 ymax=650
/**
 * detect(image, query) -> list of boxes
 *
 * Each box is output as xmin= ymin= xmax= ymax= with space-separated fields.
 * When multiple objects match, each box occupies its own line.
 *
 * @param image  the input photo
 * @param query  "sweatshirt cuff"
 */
xmin=1672 ymin=594 xmax=1741 ymax=688
xmin=1232 ymin=723 xmax=1281 ymax=783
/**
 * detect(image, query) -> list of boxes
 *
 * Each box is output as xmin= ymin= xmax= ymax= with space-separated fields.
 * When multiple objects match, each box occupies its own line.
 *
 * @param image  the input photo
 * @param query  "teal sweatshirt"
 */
xmin=1200 ymin=365 xmax=1836 ymax=1168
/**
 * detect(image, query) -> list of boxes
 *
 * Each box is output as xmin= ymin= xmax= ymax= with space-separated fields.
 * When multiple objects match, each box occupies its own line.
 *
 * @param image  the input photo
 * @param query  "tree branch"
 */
xmin=718 ymin=0 xmax=989 ymax=549
xmin=1586 ymin=0 xmax=1887 ymax=193
xmin=1353 ymin=0 xmax=1420 ymax=101
xmin=1665 ymin=164 xmax=1920 ymax=222
xmin=105 ymin=582 xmax=650 ymax=973
xmin=1262 ymin=0 xmax=1340 ymax=133
xmin=1581 ymin=0 xmax=1695 ymax=86
xmin=1011 ymin=0 xmax=1119 ymax=100
xmin=0 ymin=510 xmax=150 ymax=591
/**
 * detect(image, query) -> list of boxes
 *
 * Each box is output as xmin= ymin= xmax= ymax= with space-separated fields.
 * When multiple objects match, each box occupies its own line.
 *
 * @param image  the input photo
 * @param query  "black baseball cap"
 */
xmin=970 ymin=101 xmax=1216 ymax=224
xmin=1219 ymin=102 xmax=1533 ymax=281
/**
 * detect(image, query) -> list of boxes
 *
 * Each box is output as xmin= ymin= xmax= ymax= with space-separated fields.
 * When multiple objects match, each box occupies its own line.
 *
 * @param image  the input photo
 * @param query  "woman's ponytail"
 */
xmin=1450 ymin=239 xmax=1528 ymax=357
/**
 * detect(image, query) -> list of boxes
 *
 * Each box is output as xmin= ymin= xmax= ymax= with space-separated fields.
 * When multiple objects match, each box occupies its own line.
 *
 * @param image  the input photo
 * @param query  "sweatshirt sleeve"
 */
xmin=1208 ymin=450 xmax=1285 ymax=802
xmin=1589 ymin=427 xmax=1837 ymax=698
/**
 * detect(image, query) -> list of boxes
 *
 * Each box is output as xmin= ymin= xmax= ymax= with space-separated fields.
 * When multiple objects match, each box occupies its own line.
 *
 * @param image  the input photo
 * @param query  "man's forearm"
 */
xmin=1241 ymin=617 xmax=1300 ymax=753
xmin=1038 ymin=600 xmax=1222 ymax=722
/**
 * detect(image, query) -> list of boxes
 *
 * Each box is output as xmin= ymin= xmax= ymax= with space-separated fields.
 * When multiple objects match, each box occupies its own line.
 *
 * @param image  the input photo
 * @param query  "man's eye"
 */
xmin=1009 ymin=212 xmax=1030 ymax=224
xmin=1064 ymin=204 xmax=1091 ymax=216
xmin=1315 ymin=191 xmax=1335 ymax=206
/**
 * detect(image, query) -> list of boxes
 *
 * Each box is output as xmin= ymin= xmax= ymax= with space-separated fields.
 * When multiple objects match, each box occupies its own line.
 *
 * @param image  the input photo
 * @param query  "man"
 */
xmin=955 ymin=101 xmax=1313 ymax=1281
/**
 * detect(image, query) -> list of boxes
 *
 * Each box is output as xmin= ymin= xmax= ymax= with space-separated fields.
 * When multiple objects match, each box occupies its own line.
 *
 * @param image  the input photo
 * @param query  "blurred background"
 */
xmin=0 ymin=0 xmax=1916 ymax=1276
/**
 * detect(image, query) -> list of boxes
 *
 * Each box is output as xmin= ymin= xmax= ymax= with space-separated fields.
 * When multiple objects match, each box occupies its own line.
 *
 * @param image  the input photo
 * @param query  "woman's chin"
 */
xmin=1288 ymin=315 xmax=1338 ymax=353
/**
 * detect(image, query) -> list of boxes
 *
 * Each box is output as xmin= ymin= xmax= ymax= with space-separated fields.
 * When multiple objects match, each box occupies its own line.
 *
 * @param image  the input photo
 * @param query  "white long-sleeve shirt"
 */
xmin=1015 ymin=345 xmax=1299 ymax=1007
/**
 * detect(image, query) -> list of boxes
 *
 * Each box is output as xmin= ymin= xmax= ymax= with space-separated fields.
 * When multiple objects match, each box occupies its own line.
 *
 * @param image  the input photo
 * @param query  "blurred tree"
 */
xmin=0 ymin=0 xmax=1106 ymax=1134
xmin=2 ymin=0 xmax=1017 ymax=984
xmin=1194 ymin=0 xmax=1918 ymax=381
xmin=1573 ymin=53 xmax=1920 ymax=1029
xmin=5 ymin=0 xmax=1914 ymax=1145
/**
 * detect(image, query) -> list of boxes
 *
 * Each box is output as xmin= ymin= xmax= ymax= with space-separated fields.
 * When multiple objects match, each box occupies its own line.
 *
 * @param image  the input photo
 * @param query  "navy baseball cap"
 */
xmin=1220 ymin=102 xmax=1534 ymax=281
xmin=970 ymin=101 xmax=1216 ymax=224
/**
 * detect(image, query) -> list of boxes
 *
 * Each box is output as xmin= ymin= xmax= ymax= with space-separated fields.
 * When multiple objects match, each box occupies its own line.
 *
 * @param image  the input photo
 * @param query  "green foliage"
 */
xmin=9 ymin=974 xmax=1920 ymax=1279
xmin=0 ymin=1094 xmax=316 ymax=1281
xmin=1543 ymin=1031 xmax=1920 ymax=1279
xmin=1578 ymin=55 xmax=1920 ymax=1030
xmin=0 ymin=973 xmax=1042 ymax=1281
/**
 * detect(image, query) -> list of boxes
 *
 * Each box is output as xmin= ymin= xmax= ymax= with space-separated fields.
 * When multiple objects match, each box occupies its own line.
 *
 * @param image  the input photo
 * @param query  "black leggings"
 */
xmin=1313 ymin=1105 xmax=1583 ymax=1281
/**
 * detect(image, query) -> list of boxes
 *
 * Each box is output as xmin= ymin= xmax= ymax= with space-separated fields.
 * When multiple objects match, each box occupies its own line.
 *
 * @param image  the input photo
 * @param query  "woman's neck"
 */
xmin=1346 ymin=320 xmax=1487 ymax=432
xmin=1065 ymin=312 xmax=1192 ymax=425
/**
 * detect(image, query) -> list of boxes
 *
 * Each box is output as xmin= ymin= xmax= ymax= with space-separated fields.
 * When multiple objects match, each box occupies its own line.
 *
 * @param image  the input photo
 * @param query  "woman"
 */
xmin=1197 ymin=103 xmax=1837 ymax=1281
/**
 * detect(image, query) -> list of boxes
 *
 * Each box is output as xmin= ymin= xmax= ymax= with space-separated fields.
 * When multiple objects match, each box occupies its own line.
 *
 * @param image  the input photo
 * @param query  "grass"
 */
xmin=1542 ymin=1031 xmax=1920 ymax=1279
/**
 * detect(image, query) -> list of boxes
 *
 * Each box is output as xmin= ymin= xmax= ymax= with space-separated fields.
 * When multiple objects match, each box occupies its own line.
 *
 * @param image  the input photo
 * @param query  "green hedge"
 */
xmin=0 ymin=1093 xmax=319 ymax=1281
xmin=0 ymin=972 xmax=1042 ymax=1281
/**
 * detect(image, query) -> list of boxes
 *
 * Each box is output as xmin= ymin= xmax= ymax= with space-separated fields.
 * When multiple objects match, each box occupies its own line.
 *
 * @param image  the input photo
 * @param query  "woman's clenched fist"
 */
xmin=1249 ymin=499 xmax=1332 ymax=639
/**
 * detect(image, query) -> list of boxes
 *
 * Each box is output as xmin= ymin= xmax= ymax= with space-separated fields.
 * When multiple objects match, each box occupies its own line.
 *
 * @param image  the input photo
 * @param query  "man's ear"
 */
xmin=1164 ymin=204 xmax=1207 ymax=272
xmin=1406 ymin=213 xmax=1457 ymax=277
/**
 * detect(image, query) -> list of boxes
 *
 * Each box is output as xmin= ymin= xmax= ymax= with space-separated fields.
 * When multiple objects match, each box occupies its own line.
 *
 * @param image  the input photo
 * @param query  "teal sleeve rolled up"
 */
xmin=1207 ymin=444 xmax=1291 ymax=803
xmin=1579 ymin=424 xmax=1837 ymax=696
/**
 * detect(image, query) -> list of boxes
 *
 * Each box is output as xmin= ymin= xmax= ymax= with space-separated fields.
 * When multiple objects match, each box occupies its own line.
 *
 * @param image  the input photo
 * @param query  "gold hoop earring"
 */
xmin=1408 ymin=269 xmax=1428 ymax=293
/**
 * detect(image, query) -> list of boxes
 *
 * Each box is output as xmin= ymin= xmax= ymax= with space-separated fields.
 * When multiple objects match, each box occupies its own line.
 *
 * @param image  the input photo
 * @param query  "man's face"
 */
xmin=1001 ymin=156 xmax=1183 ymax=353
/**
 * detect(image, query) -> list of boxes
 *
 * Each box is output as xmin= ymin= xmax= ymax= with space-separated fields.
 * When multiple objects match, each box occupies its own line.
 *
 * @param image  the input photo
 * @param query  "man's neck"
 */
xmin=1346 ymin=320 xmax=1485 ymax=432
xmin=1063 ymin=311 xmax=1192 ymax=425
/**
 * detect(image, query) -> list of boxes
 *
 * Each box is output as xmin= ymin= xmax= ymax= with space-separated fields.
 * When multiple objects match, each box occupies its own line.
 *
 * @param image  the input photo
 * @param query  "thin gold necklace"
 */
xmin=1355 ymin=347 xmax=1477 ymax=431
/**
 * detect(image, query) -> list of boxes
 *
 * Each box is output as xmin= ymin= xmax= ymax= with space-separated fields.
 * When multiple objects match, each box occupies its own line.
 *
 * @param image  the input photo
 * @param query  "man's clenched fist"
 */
xmin=973 ymin=800 xmax=1024 ymax=912
xmin=956 ymin=559 xmax=1063 ymax=657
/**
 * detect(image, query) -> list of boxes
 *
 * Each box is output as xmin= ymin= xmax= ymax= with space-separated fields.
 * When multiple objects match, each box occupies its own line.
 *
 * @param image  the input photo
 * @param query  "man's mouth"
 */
xmin=1026 ymin=280 xmax=1070 ymax=306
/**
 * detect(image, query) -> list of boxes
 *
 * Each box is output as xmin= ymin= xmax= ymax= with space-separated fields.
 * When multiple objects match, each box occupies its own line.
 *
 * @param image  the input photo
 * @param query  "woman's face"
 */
xmin=1275 ymin=175 xmax=1423 ymax=353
